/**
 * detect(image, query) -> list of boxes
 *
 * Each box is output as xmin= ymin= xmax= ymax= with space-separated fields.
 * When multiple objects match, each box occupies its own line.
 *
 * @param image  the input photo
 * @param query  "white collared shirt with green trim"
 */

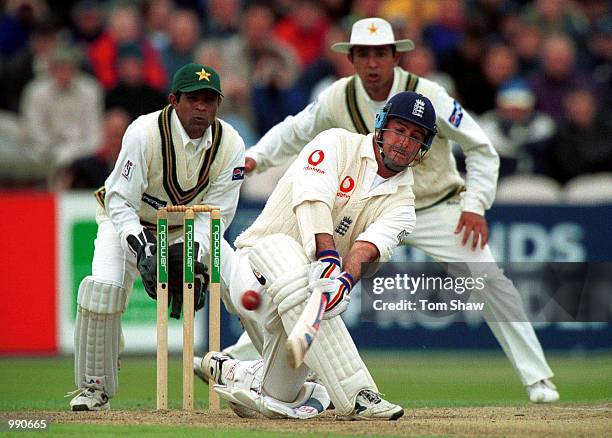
xmin=103 ymin=108 xmax=245 ymax=255
xmin=236 ymin=128 xmax=416 ymax=263
xmin=246 ymin=66 xmax=499 ymax=214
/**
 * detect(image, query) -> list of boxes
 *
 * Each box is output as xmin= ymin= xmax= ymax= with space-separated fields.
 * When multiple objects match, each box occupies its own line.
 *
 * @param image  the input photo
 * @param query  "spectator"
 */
xmin=274 ymin=0 xmax=330 ymax=68
xmin=194 ymin=42 xmax=257 ymax=146
xmin=547 ymin=88 xmax=612 ymax=184
xmin=342 ymin=0 xmax=382 ymax=27
xmin=251 ymin=45 xmax=306 ymax=136
xmin=59 ymin=108 xmax=131 ymax=189
xmin=216 ymin=3 xmax=302 ymax=116
xmin=105 ymin=42 xmax=167 ymax=120
xmin=401 ymin=44 xmax=456 ymax=97
xmin=0 ymin=0 xmax=48 ymax=58
xmin=439 ymin=24 xmax=488 ymax=110
xmin=529 ymin=33 xmax=597 ymax=121
xmin=521 ymin=0 xmax=589 ymax=46
xmin=299 ymin=24 xmax=354 ymax=101
xmin=479 ymin=80 xmax=556 ymax=177
xmin=422 ymin=0 xmax=467 ymax=60
xmin=580 ymin=0 xmax=610 ymax=26
xmin=469 ymin=0 xmax=519 ymax=38
xmin=87 ymin=3 xmax=167 ymax=91
xmin=217 ymin=4 xmax=282 ymax=80
xmin=320 ymin=0 xmax=353 ymax=22
xmin=379 ymin=0 xmax=439 ymax=35
xmin=0 ymin=21 xmax=61 ymax=112
xmin=69 ymin=0 xmax=105 ymax=50
xmin=510 ymin=19 xmax=544 ymax=77
xmin=203 ymin=0 xmax=241 ymax=40
xmin=21 ymin=44 xmax=103 ymax=181
xmin=587 ymin=16 xmax=612 ymax=105
xmin=473 ymin=43 xmax=519 ymax=114
xmin=142 ymin=0 xmax=173 ymax=50
xmin=160 ymin=8 xmax=201 ymax=82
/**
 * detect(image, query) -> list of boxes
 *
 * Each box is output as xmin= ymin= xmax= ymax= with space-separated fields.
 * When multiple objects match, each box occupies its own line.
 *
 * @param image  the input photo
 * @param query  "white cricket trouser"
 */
xmin=227 ymin=248 xmax=309 ymax=403
xmin=403 ymin=196 xmax=553 ymax=385
xmin=90 ymin=220 xmax=139 ymax=305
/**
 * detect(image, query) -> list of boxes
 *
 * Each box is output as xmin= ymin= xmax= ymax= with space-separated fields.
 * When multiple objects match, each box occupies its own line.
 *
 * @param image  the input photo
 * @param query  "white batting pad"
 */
xmin=236 ymin=318 xmax=265 ymax=357
xmin=77 ymin=276 xmax=128 ymax=314
xmin=74 ymin=277 xmax=126 ymax=396
xmin=249 ymin=234 xmax=377 ymax=415
xmin=247 ymin=234 xmax=311 ymax=290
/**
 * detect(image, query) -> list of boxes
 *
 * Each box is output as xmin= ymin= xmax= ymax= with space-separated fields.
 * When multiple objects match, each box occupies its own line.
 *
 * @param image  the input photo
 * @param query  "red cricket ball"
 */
xmin=241 ymin=289 xmax=261 ymax=311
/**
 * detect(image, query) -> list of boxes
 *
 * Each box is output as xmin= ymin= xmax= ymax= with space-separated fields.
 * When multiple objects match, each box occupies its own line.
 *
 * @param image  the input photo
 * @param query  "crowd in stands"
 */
xmin=0 ymin=0 xmax=610 ymax=202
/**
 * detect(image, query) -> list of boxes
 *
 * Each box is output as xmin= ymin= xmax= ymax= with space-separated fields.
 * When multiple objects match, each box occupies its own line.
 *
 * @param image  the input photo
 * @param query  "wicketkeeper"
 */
xmin=68 ymin=63 xmax=245 ymax=411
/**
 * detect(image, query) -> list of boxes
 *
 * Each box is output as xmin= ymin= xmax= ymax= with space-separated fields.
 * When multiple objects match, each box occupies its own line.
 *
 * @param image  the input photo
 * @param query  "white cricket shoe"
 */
xmin=339 ymin=389 xmax=404 ymax=421
xmin=69 ymin=387 xmax=110 ymax=411
xmin=196 ymin=351 xmax=258 ymax=418
xmin=526 ymin=379 xmax=560 ymax=403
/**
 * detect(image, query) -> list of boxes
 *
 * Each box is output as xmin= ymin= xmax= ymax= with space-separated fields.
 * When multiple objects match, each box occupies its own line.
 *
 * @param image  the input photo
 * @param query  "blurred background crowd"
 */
xmin=0 ymin=0 xmax=610 ymax=203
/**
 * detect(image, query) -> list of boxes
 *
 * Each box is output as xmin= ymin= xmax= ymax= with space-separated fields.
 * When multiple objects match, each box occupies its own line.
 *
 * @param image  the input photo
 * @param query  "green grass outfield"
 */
xmin=0 ymin=351 xmax=610 ymax=436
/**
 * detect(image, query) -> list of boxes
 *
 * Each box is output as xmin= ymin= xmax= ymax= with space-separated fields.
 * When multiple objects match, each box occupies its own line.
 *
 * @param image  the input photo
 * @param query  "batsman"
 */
xmin=194 ymin=91 xmax=438 ymax=420
xmin=221 ymin=17 xmax=559 ymax=403
xmin=68 ymin=63 xmax=245 ymax=411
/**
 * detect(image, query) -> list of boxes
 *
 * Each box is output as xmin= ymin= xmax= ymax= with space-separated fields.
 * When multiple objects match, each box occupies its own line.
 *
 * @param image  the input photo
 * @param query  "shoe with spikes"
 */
xmin=68 ymin=387 xmax=110 ymax=411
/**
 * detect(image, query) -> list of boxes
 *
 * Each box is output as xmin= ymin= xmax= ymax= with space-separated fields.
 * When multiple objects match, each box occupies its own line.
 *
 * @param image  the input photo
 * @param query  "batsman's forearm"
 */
xmin=342 ymin=241 xmax=380 ymax=283
xmin=314 ymin=233 xmax=336 ymax=255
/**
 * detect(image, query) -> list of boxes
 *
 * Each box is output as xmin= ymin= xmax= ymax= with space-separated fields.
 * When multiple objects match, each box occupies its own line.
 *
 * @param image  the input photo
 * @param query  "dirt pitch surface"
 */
xmin=14 ymin=404 xmax=612 ymax=437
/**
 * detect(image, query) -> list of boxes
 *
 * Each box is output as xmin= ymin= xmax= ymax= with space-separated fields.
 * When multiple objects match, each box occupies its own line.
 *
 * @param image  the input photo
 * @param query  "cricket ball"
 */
xmin=241 ymin=290 xmax=261 ymax=311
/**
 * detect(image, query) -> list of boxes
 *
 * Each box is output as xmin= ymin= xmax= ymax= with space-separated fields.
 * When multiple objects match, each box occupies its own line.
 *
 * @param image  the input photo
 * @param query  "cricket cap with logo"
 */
xmin=171 ymin=63 xmax=223 ymax=96
xmin=331 ymin=17 xmax=414 ymax=54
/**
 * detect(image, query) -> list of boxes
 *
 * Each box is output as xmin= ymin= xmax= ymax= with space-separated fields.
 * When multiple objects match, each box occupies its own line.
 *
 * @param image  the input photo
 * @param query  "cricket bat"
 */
xmin=286 ymin=287 xmax=328 ymax=368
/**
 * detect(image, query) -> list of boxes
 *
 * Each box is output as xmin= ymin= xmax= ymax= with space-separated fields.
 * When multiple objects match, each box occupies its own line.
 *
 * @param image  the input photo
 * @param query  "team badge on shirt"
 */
xmin=122 ymin=159 xmax=134 ymax=181
xmin=335 ymin=216 xmax=353 ymax=236
xmin=232 ymin=166 xmax=245 ymax=180
xmin=449 ymin=100 xmax=463 ymax=127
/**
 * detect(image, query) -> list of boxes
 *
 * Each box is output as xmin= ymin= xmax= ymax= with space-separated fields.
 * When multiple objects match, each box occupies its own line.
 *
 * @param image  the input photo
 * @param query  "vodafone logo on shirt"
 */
xmin=308 ymin=150 xmax=325 ymax=166
xmin=337 ymin=176 xmax=355 ymax=198
xmin=339 ymin=176 xmax=355 ymax=192
xmin=304 ymin=149 xmax=325 ymax=174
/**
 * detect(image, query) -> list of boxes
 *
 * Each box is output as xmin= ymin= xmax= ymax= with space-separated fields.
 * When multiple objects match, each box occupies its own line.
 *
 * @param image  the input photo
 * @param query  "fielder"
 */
xmin=68 ymin=63 xmax=245 ymax=411
xmin=218 ymin=18 xmax=559 ymax=403
xmin=194 ymin=91 xmax=438 ymax=420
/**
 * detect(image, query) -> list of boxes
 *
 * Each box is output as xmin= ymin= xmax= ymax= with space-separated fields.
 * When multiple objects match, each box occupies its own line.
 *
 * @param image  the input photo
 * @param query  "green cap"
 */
xmin=170 ymin=63 xmax=223 ymax=96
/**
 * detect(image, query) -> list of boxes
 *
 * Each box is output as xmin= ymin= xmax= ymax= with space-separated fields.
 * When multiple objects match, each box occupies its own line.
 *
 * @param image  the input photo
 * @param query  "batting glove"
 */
xmin=309 ymin=249 xmax=342 ymax=283
xmin=316 ymin=271 xmax=354 ymax=320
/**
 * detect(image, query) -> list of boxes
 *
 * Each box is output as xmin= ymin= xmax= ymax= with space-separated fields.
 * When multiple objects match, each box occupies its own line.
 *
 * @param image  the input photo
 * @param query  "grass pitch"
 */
xmin=0 ymin=351 xmax=610 ymax=437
